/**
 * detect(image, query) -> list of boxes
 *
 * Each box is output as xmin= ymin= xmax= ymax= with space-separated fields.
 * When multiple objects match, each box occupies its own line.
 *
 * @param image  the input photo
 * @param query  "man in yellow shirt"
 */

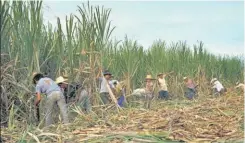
xmin=157 ymin=73 xmax=169 ymax=100
xmin=110 ymin=80 xmax=125 ymax=107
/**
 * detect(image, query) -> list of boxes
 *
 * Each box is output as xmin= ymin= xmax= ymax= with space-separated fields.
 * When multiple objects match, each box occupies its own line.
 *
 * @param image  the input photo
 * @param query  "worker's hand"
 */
xmin=35 ymin=99 xmax=40 ymax=106
xmin=81 ymin=49 xmax=86 ymax=55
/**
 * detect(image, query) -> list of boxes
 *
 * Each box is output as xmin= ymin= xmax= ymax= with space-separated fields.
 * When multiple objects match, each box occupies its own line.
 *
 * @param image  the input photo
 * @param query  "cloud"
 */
xmin=42 ymin=1 xmax=244 ymax=56
xmin=203 ymin=43 xmax=244 ymax=56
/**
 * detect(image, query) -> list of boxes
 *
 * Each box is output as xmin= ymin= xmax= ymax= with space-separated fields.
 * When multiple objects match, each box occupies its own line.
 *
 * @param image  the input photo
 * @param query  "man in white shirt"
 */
xmin=211 ymin=78 xmax=225 ymax=95
xmin=98 ymin=70 xmax=113 ymax=104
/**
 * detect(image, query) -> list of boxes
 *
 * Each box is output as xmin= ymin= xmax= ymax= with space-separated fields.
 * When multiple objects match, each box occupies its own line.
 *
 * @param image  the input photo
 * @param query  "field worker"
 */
xmin=145 ymin=75 xmax=155 ymax=92
xmin=144 ymin=75 xmax=156 ymax=108
xmin=210 ymin=78 xmax=225 ymax=95
xmin=75 ymin=81 xmax=91 ymax=113
xmin=110 ymin=80 xmax=125 ymax=107
xmin=183 ymin=77 xmax=197 ymax=100
xmin=32 ymin=73 xmax=69 ymax=126
xmin=132 ymin=88 xmax=146 ymax=96
xmin=55 ymin=76 xmax=68 ymax=93
xmin=157 ymin=73 xmax=169 ymax=100
xmin=98 ymin=70 xmax=113 ymax=104
xmin=235 ymin=82 xmax=244 ymax=91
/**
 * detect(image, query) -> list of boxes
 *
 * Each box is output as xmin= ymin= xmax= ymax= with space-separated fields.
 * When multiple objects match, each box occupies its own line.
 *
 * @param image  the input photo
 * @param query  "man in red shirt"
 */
xmin=183 ymin=77 xmax=197 ymax=100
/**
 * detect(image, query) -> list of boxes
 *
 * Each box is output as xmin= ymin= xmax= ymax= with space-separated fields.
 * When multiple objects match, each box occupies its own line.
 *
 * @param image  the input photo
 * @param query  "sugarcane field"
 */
xmin=1 ymin=1 xmax=244 ymax=143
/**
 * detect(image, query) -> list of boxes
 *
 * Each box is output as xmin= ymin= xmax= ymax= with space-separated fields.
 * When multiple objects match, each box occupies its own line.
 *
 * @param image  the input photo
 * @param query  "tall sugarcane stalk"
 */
xmin=1 ymin=1 xmax=244 ymax=125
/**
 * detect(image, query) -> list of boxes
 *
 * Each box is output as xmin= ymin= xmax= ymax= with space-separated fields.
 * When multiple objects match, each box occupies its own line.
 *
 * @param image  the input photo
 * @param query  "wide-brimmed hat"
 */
xmin=157 ymin=73 xmax=164 ymax=76
xmin=145 ymin=75 xmax=156 ymax=80
xmin=210 ymin=78 xmax=217 ymax=84
xmin=183 ymin=77 xmax=188 ymax=81
xmin=55 ymin=76 xmax=68 ymax=84
xmin=103 ymin=70 xmax=112 ymax=76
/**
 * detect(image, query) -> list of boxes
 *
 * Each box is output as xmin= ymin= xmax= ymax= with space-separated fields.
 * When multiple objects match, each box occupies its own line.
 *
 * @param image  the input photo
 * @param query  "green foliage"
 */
xmin=1 ymin=1 xmax=244 ymax=122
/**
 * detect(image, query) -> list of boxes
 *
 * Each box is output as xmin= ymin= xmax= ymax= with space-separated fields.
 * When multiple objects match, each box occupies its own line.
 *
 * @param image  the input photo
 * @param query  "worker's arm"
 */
xmin=35 ymin=83 xmax=42 ymax=106
xmin=96 ymin=72 xmax=101 ymax=79
xmin=165 ymin=71 xmax=174 ymax=77
xmin=96 ymin=67 xmax=103 ymax=79
xmin=35 ymin=92 xmax=41 ymax=106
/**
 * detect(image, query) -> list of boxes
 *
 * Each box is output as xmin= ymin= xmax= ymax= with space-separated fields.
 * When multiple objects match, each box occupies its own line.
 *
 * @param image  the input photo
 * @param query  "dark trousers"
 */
xmin=100 ymin=92 xmax=110 ymax=104
xmin=158 ymin=90 xmax=169 ymax=100
xmin=185 ymin=88 xmax=196 ymax=100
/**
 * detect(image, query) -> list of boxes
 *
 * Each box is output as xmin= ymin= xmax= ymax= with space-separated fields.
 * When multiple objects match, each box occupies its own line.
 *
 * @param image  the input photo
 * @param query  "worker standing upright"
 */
xmin=98 ymin=70 xmax=113 ymax=104
xmin=157 ymin=73 xmax=169 ymax=100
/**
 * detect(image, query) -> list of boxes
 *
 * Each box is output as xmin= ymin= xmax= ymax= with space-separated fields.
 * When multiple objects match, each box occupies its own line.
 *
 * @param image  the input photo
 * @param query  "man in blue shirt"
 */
xmin=33 ymin=73 xmax=69 ymax=126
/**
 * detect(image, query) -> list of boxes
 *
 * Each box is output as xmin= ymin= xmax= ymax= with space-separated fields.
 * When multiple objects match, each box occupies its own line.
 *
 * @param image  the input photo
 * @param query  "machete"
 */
xmin=36 ymin=105 xmax=40 ymax=123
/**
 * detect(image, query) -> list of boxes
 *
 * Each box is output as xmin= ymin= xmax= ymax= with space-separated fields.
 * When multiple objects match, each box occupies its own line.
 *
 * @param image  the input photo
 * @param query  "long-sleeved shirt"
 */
xmin=212 ymin=80 xmax=224 ymax=92
xmin=158 ymin=78 xmax=168 ymax=91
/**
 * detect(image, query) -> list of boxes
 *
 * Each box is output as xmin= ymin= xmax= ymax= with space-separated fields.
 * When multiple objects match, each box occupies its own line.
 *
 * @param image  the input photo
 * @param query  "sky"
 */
xmin=42 ymin=1 xmax=244 ymax=56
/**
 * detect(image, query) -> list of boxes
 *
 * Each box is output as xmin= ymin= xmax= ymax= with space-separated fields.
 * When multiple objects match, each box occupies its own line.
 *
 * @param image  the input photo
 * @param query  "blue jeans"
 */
xmin=185 ymin=88 xmax=196 ymax=100
xmin=117 ymin=95 xmax=124 ymax=107
xmin=158 ymin=90 xmax=169 ymax=100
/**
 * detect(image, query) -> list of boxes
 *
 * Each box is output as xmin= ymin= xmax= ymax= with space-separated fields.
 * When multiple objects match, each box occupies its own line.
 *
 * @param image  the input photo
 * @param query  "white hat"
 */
xmin=183 ymin=77 xmax=188 ymax=80
xmin=55 ymin=76 xmax=68 ymax=84
xmin=210 ymin=78 xmax=217 ymax=84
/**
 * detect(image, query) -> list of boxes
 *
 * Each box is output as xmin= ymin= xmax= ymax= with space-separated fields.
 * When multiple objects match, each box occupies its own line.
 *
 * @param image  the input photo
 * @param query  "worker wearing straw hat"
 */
xmin=144 ymin=74 xmax=156 ymax=108
xmin=157 ymin=73 xmax=169 ymax=100
xmin=183 ymin=76 xmax=197 ymax=100
xmin=98 ymin=70 xmax=113 ymax=104
xmin=56 ymin=76 xmax=68 ymax=93
xmin=210 ymin=78 xmax=225 ymax=96
xmin=145 ymin=75 xmax=155 ymax=91
xmin=56 ymin=76 xmax=72 ymax=103
xmin=32 ymin=72 xmax=69 ymax=126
